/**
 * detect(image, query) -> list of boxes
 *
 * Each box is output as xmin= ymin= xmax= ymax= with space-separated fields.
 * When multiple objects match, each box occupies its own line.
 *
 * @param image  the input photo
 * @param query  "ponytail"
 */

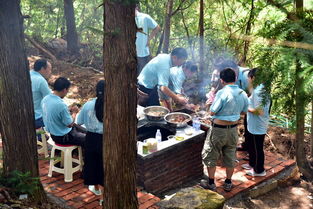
xmin=95 ymin=80 xmax=105 ymax=122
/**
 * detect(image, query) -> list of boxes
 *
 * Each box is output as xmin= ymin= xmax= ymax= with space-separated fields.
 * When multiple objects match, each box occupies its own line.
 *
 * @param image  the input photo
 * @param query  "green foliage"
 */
xmin=0 ymin=170 xmax=40 ymax=196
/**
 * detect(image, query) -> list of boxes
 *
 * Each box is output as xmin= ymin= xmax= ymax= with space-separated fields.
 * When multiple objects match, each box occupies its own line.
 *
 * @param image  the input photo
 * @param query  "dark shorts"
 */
xmin=51 ymin=127 xmax=86 ymax=146
xmin=138 ymin=84 xmax=160 ymax=107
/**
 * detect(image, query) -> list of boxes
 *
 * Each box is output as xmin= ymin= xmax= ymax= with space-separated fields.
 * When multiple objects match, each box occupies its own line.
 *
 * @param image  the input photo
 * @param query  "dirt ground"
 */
xmin=28 ymin=57 xmax=313 ymax=209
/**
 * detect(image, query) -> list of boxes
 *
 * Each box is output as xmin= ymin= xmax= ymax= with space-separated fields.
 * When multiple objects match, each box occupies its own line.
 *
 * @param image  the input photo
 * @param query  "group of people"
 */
xmin=200 ymin=62 xmax=271 ymax=192
xmin=30 ymin=59 xmax=104 ymax=197
xmin=29 ymin=4 xmax=271 ymax=200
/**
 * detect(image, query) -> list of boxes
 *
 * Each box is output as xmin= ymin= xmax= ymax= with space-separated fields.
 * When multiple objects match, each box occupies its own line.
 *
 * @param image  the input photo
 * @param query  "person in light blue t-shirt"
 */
xmin=77 ymin=80 xmax=105 ymax=199
xmin=30 ymin=59 xmax=52 ymax=129
xmin=138 ymin=47 xmax=188 ymax=106
xmin=201 ymin=68 xmax=248 ymax=192
xmin=42 ymin=77 xmax=85 ymax=146
xmin=135 ymin=4 xmax=161 ymax=75
xmin=158 ymin=61 xmax=198 ymax=111
xmin=242 ymin=68 xmax=271 ymax=177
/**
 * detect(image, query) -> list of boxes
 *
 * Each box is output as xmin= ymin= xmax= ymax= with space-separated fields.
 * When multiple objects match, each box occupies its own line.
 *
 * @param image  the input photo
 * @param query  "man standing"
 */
xmin=42 ymin=77 xmax=85 ymax=146
xmin=30 ymin=59 xmax=52 ymax=129
xmin=201 ymin=68 xmax=249 ymax=192
xmin=241 ymin=68 xmax=270 ymax=177
xmin=138 ymin=47 xmax=188 ymax=106
xmin=135 ymin=4 xmax=161 ymax=75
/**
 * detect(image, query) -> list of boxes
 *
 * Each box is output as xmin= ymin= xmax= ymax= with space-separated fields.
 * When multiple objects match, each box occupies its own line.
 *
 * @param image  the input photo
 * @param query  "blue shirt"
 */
xmin=170 ymin=66 xmax=186 ymax=94
xmin=236 ymin=67 xmax=249 ymax=92
xmin=77 ymin=99 xmax=103 ymax=134
xmin=135 ymin=12 xmax=158 ymax=57
xmin=41 ymin=94 xmax=73 ymax=136
xmin=210 ymin=85 xmax=249 ymax=121
xmin=247 ymin=84 xmax=270 ymax=135
xmin=30 ymin=70 xmax=51 ymax=119
xmin=138 ymin=54 xmax=172 ymax=89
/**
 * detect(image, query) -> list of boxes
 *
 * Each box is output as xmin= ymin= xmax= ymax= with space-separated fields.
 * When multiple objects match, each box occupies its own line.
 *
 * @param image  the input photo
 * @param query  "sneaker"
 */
xmin=223 ymin=182 xmax=232 ymax=192
xmin=241 ymin=163 xmax=253 ymax=170
xmin=246 ymin=170 xmax=266 ymax=177
xmin=200 ymin=179 xmax=216 ymax=191
xmin=88 ymin=185 xmax=102 ymax=196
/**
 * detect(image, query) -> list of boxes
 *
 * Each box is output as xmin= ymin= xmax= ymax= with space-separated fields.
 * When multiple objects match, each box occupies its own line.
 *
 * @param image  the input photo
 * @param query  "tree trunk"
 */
xmin=103 ymin=1 xmax=138 ymax=208
xmin=294 ymin=0 xmax=313 ymax=181
xmin=162 ymin=0 xmax=173 ymax=53
xmin=295 ymin=59 xmax=313 ymax=180
xmin=0 ymin=0 xmax=47 ymax=203
xmin=311 ymin=101 xmax=313 ymax=157
xmin=156 ymin=30 xmax=164 ymax=55
xmin=240 ymin=0 xmax=254 ymax=65
xmin=64 ymin=0 xmax=79 ymax=55
xmin=181 ymin=10 xmax=195 ymax=61
xmin=198 ymin=0 xmax=204 ymax=74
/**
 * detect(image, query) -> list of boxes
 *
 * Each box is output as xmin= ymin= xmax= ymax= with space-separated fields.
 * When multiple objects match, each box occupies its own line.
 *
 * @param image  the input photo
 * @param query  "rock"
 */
xmin=157 ymin=187 xmax=225 ymax=209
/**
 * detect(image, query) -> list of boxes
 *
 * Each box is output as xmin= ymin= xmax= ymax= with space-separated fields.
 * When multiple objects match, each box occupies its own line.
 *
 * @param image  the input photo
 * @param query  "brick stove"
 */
xmin=136 ymin=124 xmax=206 ymax=195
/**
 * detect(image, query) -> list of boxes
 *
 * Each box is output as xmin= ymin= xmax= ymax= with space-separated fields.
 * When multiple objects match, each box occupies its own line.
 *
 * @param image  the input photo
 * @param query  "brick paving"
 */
xmin=38 ymin=150 xmax=295 ymax=209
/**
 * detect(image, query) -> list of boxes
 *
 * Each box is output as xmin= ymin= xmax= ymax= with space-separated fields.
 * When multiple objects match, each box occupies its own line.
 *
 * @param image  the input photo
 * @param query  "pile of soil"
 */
xmin=265 ymin=126 xmax=311 ymax=161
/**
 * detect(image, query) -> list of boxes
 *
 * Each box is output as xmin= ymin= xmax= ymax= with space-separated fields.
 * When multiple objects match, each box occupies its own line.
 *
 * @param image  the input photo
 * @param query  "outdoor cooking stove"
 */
xmin=136 ymin=109 xmax=206 ymax=195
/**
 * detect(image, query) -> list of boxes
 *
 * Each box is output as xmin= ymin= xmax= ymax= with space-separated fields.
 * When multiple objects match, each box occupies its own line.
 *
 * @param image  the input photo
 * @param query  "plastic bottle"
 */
xmin=155 ymin=129 xmax=162 ymax=143
xmin=192 ymin=117 xmax=201 ymax=131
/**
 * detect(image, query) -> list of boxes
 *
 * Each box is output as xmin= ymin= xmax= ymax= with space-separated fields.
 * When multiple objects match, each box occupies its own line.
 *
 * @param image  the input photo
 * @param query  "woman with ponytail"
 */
xmin=77 ymin=80 xmax=105 ymax=197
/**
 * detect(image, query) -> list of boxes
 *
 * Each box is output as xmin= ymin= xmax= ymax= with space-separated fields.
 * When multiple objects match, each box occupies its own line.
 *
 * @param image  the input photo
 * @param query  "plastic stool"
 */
xmin=48 ymin=138 xmax=83 ymax=182
xmin=36 ymin=128 xmax=49 ymax=158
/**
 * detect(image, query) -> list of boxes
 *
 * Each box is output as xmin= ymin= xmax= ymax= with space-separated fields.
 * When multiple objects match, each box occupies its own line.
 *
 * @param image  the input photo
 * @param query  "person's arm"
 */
xmin=209 ymin=91 xmax=223 ymax=116
xmin=160 ymin=86 xmax=187 ymax=104
xmin=147 ymin=25 xmax=161 ymax=47
xmin=248 ymin=107 xmax=264 ymax=116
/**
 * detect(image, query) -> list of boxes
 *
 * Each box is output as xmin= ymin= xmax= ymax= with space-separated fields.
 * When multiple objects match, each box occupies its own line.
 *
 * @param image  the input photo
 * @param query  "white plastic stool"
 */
xmin=36 ymin=128 xmax=49 ymax=158
xmin=48 ymin=138 xmax=83 ymax=182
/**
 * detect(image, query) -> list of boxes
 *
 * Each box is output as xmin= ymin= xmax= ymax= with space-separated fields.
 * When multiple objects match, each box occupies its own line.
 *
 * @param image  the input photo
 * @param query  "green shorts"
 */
xmin=202 ymin=126 xmax=238 ymax=168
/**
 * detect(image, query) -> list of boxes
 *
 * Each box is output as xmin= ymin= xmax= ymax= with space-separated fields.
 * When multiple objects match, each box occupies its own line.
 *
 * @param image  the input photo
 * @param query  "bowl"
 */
xmin=164 ymin=112 xmax=192 ymax=128
xmin=143 ymin=106 xmax=170 ymax=121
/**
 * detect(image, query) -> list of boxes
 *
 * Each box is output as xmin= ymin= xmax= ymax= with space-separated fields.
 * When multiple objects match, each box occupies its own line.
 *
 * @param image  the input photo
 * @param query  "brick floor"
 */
xmin=38 ymin=151 xmax=295 ymax=208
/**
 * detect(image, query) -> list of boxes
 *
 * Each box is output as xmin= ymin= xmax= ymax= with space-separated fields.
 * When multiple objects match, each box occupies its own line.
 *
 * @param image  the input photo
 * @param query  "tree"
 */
xmin=198 ymin=0 xmax=204 ymax=74
xmin=103 ymin=0 xmax=138 ymax=208
xmin=162 ymin=0 xmax=174 ymax=53
xmin=0 ymin=0 xmax=46 ymax=203
xmin=257 ymin=0 xmax=313 ymax=180
xmin=64 ymin=0 xmax=79 ymax=55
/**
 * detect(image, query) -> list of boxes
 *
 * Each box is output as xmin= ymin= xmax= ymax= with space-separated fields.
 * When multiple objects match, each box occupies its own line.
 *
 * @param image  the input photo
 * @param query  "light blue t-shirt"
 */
xmin=170 ymin=66 xmax=186 ymax=94
xmin=77 ymin=98 xmax=103 ymax=134
xmin=41 ymin=94 xmax=73 ymax=136
xmin=247 ymin=84 xmax=270 ymax=135
xmin=135 ymin=12 xmax=158 ymax=57
xmin=138 ymin=53 xmax=172 ymax=89
xmin=30 ymin=70 xmax=51 ymax=120
xmin=236 ymin=67 xmax=249 ymax=92
xmin=210 ymin=85 xmax=249 ymax=121
xmin=158 ymin=66 xmax=186 ymax=100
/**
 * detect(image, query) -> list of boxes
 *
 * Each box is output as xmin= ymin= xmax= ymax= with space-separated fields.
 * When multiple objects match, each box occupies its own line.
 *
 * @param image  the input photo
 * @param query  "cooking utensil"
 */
xmin=143 ymin=106 xmax=170 ymax=121
xmin=164 ymin=112 xmax=192 ymax=128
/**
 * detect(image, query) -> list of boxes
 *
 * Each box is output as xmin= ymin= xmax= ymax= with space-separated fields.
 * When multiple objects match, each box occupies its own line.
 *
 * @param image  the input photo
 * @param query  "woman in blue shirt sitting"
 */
xmin=77 ymin=80 xmax=105 ymax=197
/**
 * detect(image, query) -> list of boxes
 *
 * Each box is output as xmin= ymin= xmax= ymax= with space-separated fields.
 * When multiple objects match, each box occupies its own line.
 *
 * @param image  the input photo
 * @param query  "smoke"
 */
xmin=173 ymin=36 xmax=239 ymax=104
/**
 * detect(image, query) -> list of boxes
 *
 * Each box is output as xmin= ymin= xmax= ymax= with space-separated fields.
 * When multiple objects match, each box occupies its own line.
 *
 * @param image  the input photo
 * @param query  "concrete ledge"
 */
xmin=225 ymin=164 xmax=299 ymax=205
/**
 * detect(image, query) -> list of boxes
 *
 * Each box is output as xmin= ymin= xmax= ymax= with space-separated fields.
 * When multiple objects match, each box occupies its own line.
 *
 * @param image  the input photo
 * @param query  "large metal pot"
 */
xmin=143 ymin=106 xmax=170 ymax=121
xmin=164 ymin=112 xmax=192 ymax=128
